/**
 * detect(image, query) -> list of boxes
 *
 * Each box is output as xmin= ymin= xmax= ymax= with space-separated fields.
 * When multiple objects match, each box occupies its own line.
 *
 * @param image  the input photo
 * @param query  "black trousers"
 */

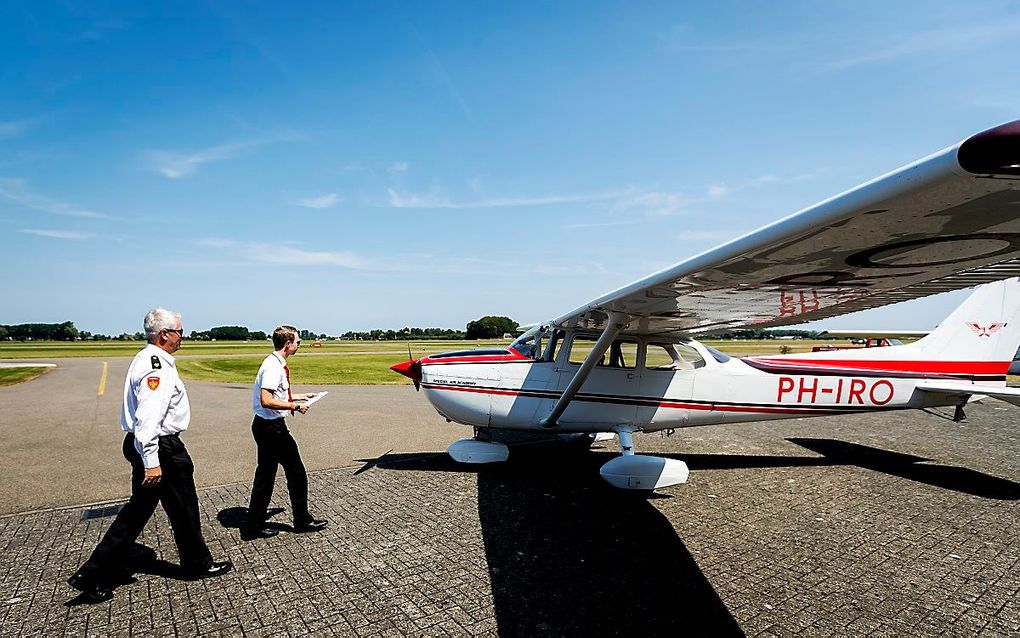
xmin=246 ymin=415 xmax=311 ymax=527
xmin=77 ymin=433 xmax=213 ymax=582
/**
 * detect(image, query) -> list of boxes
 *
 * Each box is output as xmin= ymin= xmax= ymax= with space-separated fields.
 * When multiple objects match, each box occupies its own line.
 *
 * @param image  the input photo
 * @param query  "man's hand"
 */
xmin=296 ymin=404 xmax=309 ymax=414
xmin=142 ymin=465 xmax=162 ymax=488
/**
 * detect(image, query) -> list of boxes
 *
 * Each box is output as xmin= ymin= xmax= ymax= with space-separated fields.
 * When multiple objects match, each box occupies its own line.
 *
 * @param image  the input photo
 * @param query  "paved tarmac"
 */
xmin=0 ymin=359 xmax=1018 ymax=635
xmin=0 ymin=357 xmax=456 ymax=514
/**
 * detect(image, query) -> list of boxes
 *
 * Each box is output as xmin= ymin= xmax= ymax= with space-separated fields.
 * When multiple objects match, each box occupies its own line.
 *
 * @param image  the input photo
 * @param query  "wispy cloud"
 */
xmin=562 ymin=219 xmax=639 ymax=230
xmin=386 ymin=187 xmax=622 ymax=209
xmin=819 ymin=19 xmax=1020 ymax=73
xmin=18 ymin=228 xmax=94 ymax=240
xmin=388 ymin=162 xmax=409 ymax=173
xmin=0 ymin=178 xmax=106 ymax=219
xmin=146 ymin=136 xmax=298 ymax=179
xmin=244 ymin=244 xmax=368 ymax=268
xmin=293 ymin=193 xmax=341 ymax=209
xmin=0 ymin=119 xmax=32 ymax=140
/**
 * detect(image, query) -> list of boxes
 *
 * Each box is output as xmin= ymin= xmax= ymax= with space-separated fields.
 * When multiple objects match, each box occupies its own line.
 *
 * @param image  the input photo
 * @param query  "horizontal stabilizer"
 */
xmin=917 ymin=382 xmax=1020 ymax=408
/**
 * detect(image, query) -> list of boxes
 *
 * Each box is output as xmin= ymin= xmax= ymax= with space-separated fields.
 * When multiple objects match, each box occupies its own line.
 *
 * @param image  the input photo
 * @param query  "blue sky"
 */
xmin=3 ymin=1 xmax=1020 ymax=335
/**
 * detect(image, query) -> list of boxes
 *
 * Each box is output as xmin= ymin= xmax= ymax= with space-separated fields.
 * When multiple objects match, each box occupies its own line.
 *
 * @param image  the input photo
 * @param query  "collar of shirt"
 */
xmin=271 ymin=351 xmax=287 ymax=367
xmin=145 ymin=343 xmax=176 ymax=367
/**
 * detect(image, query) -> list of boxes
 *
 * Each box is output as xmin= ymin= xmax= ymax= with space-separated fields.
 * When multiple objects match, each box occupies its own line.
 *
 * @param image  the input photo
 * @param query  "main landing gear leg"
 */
xmin=598 ymin=426 xmax=690 ymax=490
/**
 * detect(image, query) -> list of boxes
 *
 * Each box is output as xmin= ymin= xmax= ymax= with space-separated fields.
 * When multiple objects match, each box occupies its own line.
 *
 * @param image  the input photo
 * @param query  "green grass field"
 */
xmin=0 ymin=338 xmax=929 ymax=385
xmin=0 ymin=367 xmax=52 ymax=387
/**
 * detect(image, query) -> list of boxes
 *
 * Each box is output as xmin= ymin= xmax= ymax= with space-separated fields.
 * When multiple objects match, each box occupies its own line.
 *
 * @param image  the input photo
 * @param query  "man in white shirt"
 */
xmin=241 ymin=325 xmax=327 ymax=539
xmin=68 ymin=309 xmax=232 ymax=603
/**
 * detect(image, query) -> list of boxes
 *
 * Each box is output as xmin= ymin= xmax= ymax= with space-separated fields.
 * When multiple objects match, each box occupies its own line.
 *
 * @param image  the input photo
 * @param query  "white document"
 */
xmin=300 ymin=391 xmax=328 ymax=407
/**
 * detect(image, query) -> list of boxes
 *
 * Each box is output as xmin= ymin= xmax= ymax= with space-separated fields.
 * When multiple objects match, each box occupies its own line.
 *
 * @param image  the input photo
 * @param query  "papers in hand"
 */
xmin=299 ymin=391 xmax=328 ymax=407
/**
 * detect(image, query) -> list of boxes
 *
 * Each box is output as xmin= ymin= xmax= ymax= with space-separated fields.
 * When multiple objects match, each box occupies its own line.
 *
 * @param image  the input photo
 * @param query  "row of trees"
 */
xmin=340 ymin=327 xmax=466 ymax=341
xmin=714 ymin=329 xmax=822 ymax=340
xmin=2 ymin=316 xmax=523 ymax=342
xmin=1 ymin=322 xmax=80 ymax=341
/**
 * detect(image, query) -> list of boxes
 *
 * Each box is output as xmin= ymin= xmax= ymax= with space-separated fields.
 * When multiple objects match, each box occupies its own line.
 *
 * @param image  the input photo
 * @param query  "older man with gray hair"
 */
xmin=68 ymin=308 xmax=231 ymax=603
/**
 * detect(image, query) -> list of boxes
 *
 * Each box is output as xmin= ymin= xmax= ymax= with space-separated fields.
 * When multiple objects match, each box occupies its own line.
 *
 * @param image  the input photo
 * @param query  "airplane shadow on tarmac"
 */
xmin=361 ymin=444 xmax=744 ymax=636
xmin=360 ymin=437 xmax=1019 ymax=635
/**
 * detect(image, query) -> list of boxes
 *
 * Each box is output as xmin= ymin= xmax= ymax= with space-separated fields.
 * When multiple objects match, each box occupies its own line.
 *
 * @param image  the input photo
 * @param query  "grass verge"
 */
xmin=0 ymin=367 xmax=51 ymax=387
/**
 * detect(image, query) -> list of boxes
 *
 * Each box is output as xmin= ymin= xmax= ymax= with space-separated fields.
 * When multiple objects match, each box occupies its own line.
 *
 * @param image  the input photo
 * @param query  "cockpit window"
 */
xmin=700 ymin=342 xmax=731 ymax=363
xmin=646 ymin=342 xmax=705 ymax=370
xmin=510 ymin=325 xmax=560 ymax=361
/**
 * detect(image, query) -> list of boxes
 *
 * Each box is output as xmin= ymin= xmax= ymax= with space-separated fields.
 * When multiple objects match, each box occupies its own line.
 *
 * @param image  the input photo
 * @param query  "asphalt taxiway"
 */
xmin=0 ymin=358 xmax=1018 ymax=635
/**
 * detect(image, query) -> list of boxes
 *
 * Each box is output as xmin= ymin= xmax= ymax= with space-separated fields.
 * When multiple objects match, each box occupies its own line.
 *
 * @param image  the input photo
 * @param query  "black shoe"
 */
xmin=293 ymin=518 xmax=328 ymax=533
xmin=240 ymin=525 xmax=280 ymax=540
xmin=187 ymin=560 xmax=233 ymax=580
xmin=67 ymin=573 xmax=114 ymax=603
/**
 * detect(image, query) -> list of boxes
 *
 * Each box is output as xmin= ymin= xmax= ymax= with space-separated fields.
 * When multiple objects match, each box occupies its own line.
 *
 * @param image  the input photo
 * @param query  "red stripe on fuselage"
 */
xmin=747 ymin=358 xmax=1009 ymax=375
xmin=423 ymin=384 xmax=855 ymax=415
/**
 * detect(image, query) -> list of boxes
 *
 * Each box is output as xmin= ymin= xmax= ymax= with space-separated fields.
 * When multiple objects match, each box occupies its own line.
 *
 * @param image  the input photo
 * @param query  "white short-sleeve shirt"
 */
xmin=253 ymin=352 xmax=290 ymax=419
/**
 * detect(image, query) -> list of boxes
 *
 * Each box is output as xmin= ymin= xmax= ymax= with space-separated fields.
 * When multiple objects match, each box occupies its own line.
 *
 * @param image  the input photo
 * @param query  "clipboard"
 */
xmin=299 ymin=391 xmax=328 ymax=407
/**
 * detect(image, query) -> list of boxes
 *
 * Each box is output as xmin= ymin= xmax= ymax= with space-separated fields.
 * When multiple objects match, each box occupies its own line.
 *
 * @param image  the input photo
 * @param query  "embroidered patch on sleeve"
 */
xmin=146 ymin=377 xmax=160 ymax=391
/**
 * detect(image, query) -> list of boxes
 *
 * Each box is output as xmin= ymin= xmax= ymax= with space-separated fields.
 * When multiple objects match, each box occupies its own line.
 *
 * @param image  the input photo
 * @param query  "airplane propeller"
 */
xmin=390 ymin=344 xmax=422 ymax=391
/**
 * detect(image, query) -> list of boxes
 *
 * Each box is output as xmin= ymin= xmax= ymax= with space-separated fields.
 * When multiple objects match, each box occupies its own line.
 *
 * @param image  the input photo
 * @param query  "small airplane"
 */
xmin=392 ymin=119 xmax=1020 ymax=490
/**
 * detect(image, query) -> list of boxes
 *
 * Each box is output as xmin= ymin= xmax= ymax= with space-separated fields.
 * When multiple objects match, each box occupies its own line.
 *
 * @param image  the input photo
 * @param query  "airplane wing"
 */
xmin=551 ymin=120 xmax=1020 ymax=337
xmin=916 ymin=381 xmax=1020 ymax=408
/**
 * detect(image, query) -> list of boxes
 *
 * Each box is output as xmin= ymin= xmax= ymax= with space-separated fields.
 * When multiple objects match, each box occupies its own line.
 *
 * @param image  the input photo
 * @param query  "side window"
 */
xmin=645 ymin=342 xmax=706 ymax=370
xmin=568 ymin=336 xmax=638 ymax=369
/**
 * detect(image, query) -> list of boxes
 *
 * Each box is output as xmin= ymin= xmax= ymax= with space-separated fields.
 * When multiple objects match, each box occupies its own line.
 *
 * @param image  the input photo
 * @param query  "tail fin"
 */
xmin=909 ymin=277 xmax=1020 ymax=364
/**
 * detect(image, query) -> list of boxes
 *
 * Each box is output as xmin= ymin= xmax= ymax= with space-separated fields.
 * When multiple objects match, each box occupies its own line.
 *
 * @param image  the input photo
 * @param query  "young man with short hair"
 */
xmin=241 ymin=325 xmax=327 ymax=539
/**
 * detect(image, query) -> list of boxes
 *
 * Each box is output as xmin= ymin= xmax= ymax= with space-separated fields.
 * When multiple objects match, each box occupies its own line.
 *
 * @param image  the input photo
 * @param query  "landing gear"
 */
xmin=447 ymin=437 xmax=510 ymax=464
xmin=598 ymin=427 xmax=689 ymax=490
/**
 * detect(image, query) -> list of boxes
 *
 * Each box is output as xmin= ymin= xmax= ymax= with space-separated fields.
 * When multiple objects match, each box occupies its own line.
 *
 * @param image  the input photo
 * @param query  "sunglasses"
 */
xmin=164 ymin=328 xmax=185 ymax=337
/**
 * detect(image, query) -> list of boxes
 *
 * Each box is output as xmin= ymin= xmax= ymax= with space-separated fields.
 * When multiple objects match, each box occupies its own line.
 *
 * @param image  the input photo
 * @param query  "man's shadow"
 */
xmin=217 ymin=506 xmax=290 ymax=531
xmin=64 ymin=543 xmax=191 ymax=607
xmin=361 ymin=443 xmax=743 ymax=636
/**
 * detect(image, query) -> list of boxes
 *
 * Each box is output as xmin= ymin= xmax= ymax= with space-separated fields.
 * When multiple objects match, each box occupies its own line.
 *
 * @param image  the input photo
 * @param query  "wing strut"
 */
xmin=540 ymin=311 xmax=629 ymax=429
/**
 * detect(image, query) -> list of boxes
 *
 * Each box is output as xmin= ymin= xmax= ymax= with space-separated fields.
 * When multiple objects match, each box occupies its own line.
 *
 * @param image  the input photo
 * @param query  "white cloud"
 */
xmin=241 ymin=243 xmax=370 ymax=269
xmin=146 ymin=135 xmax=299 ymax=179
xmin=193 ymin=238 xmax=237 ymax=249
xmin=388 ymin=162 xmax=409 ymax=173
xmin=0 ymin=178 xmax=106 ymax=219
xmin=18 ymin=228 xmax=94 ymax=240
xmin=293 ymin=193 xmax=341 ymax=209
xmin=0 ymin=119 xmax=31 ymax=139
xmin=386 ymin=187 xmax=621 ymax=209
xmin=616 ymin=191 xmax=691 ymax=216
xmin=819 ymin=19 xmax=1020 ymax=73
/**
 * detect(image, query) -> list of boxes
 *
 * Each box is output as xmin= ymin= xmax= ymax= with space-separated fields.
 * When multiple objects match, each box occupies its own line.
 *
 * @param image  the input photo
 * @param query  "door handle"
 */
xmin=627 ymin=372 xmax=636 ymax=379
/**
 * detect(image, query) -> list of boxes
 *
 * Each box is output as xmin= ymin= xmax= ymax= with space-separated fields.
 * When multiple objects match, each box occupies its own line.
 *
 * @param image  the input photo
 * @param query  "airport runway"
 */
xmin=0 ymin=360 xmax=1018 ymax=635
xmin=0 ymin=357 xmax=458 ymax=514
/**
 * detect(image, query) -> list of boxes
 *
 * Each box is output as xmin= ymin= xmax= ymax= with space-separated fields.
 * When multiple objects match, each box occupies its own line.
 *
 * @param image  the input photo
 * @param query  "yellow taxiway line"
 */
xmin=98 ymin=361 xmax=108 ymax=396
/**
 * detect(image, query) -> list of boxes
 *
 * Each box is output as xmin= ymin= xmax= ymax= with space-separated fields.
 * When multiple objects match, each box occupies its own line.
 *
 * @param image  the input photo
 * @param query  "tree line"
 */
xmin=0 ymin=316 xmax=522 ymax=342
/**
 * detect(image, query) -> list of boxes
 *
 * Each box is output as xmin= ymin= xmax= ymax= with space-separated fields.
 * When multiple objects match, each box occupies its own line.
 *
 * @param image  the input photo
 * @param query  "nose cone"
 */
xmin=390 ymin=358 xmax=422 ymax=382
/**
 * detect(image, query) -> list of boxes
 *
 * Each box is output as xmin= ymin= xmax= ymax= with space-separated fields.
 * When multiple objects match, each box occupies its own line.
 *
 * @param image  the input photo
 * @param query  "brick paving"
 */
xmin=1 ymin=400 xmax=1018 ymax=636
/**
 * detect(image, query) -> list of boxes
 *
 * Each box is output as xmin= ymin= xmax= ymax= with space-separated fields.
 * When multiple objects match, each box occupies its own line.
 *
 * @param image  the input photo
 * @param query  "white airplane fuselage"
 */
xmin=415 ymin=335 xmax=1002 ymax=434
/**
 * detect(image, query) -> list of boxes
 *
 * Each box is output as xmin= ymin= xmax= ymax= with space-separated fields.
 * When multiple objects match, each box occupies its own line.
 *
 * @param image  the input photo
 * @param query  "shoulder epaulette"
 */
xmin=151 ymin=355 xmax=162 ymax=370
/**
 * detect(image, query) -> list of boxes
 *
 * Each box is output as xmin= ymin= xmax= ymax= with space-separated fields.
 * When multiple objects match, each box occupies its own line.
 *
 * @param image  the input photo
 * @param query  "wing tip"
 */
xmin=958 ymin=119 xmax=1020 ymax=176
